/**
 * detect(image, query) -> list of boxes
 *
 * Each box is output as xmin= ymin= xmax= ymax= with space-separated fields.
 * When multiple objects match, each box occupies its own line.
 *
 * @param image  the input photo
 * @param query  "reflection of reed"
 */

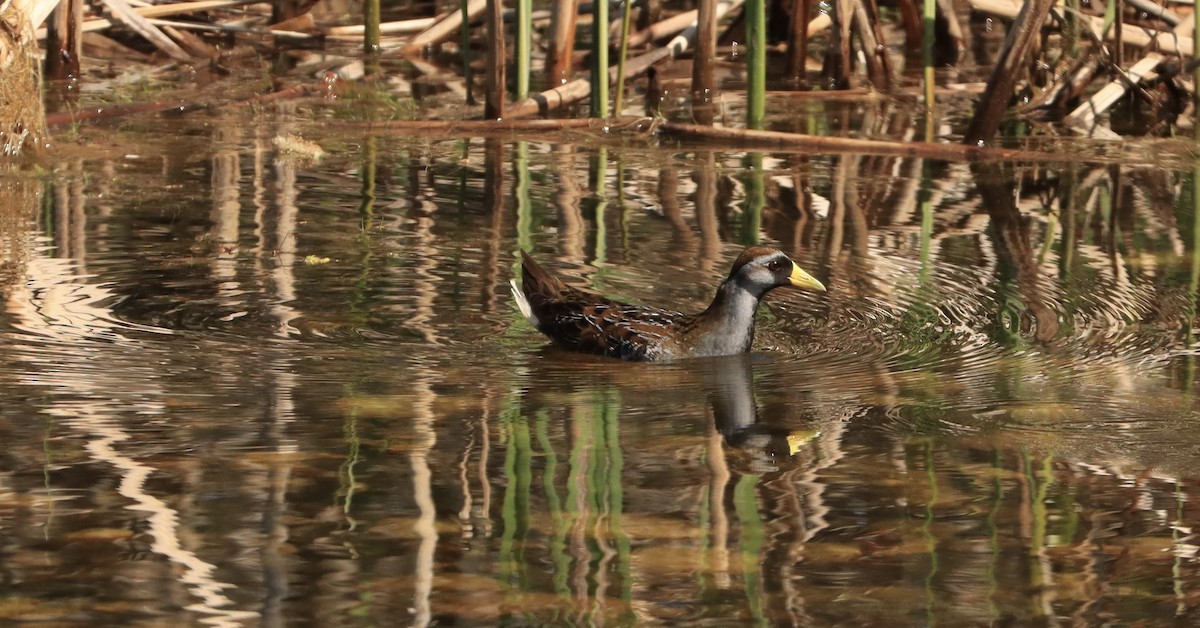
xmin=260 ymin=361 xmax=297 ymax=628
xmin=481 ymin=139 xmax=505 ymax=314
xmin=9 ymin=255 xmax=253 ymax=625
xmin=49 ymin=161 xmax=87 ymax=266
xmin=269 ymin=117 xmax=301 ymax=336
xmin=691 ymin=151 xmax=723 ymax=275
xmin=706 ymin=410 xmax=733 ymax=588
xmin=659 ymin=161 xmax=698 ymax=267
xmin=552 ymin=144 xmax=585 ymax=261
xmin=975 ymin=163 xmax=1060 ymax=343
xmin=79 ymin=414 xmax=260 ymax=627
xmin=407 ymin=144 xmax=444 ymax=345
xmin=0 ymin=174 xmax=38 ymax=299
xmin=566 ymin=398 xmax=593 ymax=621
xmin=588 ymin=148 xmax=610 ymax=265
xmin=409 ymin=371 xmax=440 ymax=628
xmin=251 ymin=119 xmax=300 ymax=627
xmin=211 ymin=129 xmax=241 ymax=293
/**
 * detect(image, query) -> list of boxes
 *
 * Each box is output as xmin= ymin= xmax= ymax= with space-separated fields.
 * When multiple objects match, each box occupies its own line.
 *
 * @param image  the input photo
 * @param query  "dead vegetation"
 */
xmin=0 ymin=0 xmax=1196 ymax=155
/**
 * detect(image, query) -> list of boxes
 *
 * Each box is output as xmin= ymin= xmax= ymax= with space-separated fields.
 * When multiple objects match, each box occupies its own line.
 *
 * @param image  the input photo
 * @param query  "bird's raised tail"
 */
xmin=510 ymin=250 xmax=564 ymax=327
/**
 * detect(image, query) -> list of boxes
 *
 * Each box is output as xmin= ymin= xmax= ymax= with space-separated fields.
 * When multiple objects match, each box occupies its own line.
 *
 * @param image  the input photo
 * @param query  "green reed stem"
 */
xmin=1065 ymin=0 xmax=1080 ymax=56
xmin=1195 ymin=0 xmax=1200 ymax=138
xmin=363 ymin=0 xmax=380 ymax=53
xmin=516 ymin=0 xmax=531 ymax=99
xmin=591 ymin=0 xmax=609 ymax=117
xmin=1102 ymin=0 xmax=1116 ymax=37
xmin=746 ymin=0 xmax=765 ymax=128
xmin=614 ymin=0 xmax=634 ymax=115
xmin=922 ymin=0 xmax=935 ymax=141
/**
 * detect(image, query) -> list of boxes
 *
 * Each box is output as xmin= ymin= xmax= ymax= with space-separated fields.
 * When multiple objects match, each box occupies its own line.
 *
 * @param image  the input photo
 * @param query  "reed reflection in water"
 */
xmin=0 ymin=115 xmax=1198 ymax=624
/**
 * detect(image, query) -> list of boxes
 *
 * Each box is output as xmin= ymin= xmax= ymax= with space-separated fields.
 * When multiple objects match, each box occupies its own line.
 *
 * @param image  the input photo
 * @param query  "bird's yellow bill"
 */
xmin=789 ymin=265 xmax=826 ymax=292
xmin=787 ymin=429 xmax=822 ymax=455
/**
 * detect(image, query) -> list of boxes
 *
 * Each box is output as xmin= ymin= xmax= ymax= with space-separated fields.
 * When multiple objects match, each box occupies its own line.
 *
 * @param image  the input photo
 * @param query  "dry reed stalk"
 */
xmin=36 ymin=0 xmax=258 ymax=40
xmin=852 ymin=0 xmax=892 ymax=89
xmin=145 ymin=18 xmax=310 ymax=39
xmin=0 ymin=0 xmax=48 ymax=156
xmin=484 ymin=0 xmax=505 ymax=118
xmin=340 ymin=118 xmax=612 ymax=135
xmin=403 ymin=0 xmax=486 ymax=53
xmin=1063 ymin=53 xmax=1164 ymax=136
xmin=509 ymin=1 xmax=746 ymax=118
xmin=45 ymin=100 xmax=193 ymax=127
xmin=546 ymin=0 xmax=577 ymax=86
xmin=935 ymin=0 xmax=963 ymax=62
xmin=45 ymin=0 xmax=81 ymax=80
xmin=657 ymin=121 xmax=1087 ymax=162
xmin=627 ymin=8 xmax=707 ymax=47
xmin=510 ymin=50 xmax=670 ymax=117
xmin=159 ymin=22 xmax=215 ymax=58
xmin=827 ymin=0 xmax=852 ymax=87
xmin=787 ymin=0 xmax=811 ymax=81
xmin=97 ymin=0 xmax=192 ymax=61
xmin=971 ymin=0 xmax=1195 ymax=56
xmin=964 ymin=0 xmax=1055 ymax=144
xmin=894 ymin=0 xmax=922 ymax=56
xmin=327 ymin=18 xmax=436 ymax=37
xmin=692 ymin=0 xmax=717 ymax=122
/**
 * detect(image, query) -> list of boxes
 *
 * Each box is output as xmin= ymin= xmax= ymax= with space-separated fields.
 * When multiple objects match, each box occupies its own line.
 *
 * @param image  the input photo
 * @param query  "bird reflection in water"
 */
xmin=522 ymin=349 xmax=824 ymax=461
xmin=695 ymin=354 xmax=822 ymax=459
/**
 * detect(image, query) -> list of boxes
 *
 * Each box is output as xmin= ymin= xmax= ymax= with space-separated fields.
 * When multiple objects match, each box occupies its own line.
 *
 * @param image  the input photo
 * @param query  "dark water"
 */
xmin=3 ymin=107 xmax=1200 ymax=626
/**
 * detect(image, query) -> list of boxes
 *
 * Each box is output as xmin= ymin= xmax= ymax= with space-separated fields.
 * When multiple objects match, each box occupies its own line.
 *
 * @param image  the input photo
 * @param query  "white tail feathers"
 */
xmin=510 ymin=279 xmax=538 ymax=326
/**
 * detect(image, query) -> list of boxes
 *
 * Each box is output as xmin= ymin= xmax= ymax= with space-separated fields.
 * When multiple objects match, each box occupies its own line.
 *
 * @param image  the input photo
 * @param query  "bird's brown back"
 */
xmin=517 ymin=252 xmax=694 ymax=360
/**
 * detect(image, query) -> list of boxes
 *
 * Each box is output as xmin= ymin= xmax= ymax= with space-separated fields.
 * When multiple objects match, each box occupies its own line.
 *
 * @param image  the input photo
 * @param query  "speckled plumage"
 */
xmin=510 ymin=247 xmax=826 ymax=361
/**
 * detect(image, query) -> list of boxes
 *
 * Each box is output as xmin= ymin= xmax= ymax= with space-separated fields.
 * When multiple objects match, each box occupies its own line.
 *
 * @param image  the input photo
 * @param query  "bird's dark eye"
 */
xmin=767 ymin=260 xmax=782 ymax=272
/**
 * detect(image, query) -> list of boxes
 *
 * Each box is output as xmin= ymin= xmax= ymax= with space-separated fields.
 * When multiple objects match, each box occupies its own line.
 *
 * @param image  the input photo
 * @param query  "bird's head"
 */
xmin=727 ymin=246 xmax=826 ymax=297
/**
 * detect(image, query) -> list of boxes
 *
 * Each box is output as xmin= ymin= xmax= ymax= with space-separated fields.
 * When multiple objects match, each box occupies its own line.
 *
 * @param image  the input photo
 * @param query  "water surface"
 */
xmin=2 ymin=106 xmax=1200 ymax=625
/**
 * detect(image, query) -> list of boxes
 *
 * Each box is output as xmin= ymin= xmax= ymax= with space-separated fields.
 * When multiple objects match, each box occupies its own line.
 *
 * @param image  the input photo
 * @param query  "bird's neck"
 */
xmin=692 ymin=279 xmax=763 ymax=355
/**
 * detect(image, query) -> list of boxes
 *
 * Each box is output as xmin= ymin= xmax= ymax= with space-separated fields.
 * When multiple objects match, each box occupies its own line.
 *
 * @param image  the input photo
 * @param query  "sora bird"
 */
xmin=510 ymin=247 xmax=826 ymax=361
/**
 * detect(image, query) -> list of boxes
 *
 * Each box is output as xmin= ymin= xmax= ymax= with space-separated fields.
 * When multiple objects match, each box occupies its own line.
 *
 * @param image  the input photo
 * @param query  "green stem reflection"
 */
xmin=922 ymin=441 xmax=939 ymax=625
xmin=734 ymin=474 xmax=765 ymax=625
xmin=745 ymin=0 xmax=765 ymax=128
xmin=741 ymin=153 xmax=764 ymax=246
xmin=515 ymin=141 xmax=533 ymax=254
xmin=499 ymin=399 xmax=531 ymax=599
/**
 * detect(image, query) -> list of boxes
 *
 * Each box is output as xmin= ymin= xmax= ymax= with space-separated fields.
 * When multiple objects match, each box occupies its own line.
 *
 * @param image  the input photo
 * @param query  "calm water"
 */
xmin=3 ymin=105 xmax=1200 ymax=626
